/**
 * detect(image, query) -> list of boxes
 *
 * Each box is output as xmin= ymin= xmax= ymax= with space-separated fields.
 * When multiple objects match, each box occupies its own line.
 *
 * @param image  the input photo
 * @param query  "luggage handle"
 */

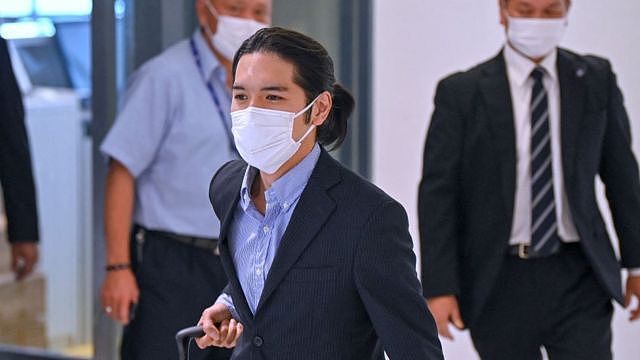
xmin=176 ymin=326 xmax=205 ymax=360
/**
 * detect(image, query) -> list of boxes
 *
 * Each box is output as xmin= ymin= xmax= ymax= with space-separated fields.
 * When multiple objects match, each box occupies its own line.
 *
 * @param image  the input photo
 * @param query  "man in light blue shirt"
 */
xmin=99 ymin=1 xmax=271 ymax=359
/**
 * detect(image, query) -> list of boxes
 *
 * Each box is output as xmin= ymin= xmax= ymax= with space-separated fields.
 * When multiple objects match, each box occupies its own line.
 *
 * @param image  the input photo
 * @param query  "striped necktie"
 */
xmin=529 ymin=67 xmax=561 ymax=257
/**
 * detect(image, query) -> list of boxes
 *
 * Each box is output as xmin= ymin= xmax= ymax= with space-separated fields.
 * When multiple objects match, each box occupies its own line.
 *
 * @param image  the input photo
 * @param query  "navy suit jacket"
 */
xmin=210 ymin=149 xmax=443 ymax=359
xmin=419 ymin=48 xmax=640 ymax=326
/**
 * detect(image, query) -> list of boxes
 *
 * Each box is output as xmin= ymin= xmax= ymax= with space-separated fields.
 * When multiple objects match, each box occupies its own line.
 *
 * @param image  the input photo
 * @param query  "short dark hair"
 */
xmin=232 ymin=27 xmax=355 ymax=150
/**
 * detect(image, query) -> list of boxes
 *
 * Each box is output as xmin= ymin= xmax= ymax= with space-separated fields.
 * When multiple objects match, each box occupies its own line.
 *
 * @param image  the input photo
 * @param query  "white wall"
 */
xmin=372 ymin=1 xmax=640 ymax=359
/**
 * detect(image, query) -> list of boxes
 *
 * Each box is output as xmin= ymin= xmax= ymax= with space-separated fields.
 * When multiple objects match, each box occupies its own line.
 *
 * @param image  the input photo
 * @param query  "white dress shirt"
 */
xmin=505 ymin=44 xmax=580 ymax=246
xmin=504 ymin=45 xmax=640 ymax=276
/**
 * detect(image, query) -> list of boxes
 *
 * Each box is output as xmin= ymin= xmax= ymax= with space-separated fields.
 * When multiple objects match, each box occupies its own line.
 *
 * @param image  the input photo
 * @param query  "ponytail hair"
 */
xmin=317 ymin=83 xmax=354 ymax=150
xmin=232 ymin=27 xmax=355 ymax=150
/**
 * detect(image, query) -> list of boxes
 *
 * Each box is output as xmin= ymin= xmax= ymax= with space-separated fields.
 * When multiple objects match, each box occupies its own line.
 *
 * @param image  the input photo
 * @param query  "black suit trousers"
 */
xmin=121 ymin=228 xmax=232 ymax=360
xmin=469 ymin=244 xmax=613 ymax=360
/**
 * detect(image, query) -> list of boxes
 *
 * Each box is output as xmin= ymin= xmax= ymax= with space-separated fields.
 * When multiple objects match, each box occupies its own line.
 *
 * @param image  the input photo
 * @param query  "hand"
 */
xmin=101 ymin=269 xmax=139 ymax=324
xmin=624 ymin=275 xmax=640 ymax=321
xmin=196 ymin=302 xmax=243 ymax=349
xmin=426 ymin=295 xmax=465 ymax=340
xmin=11 ymin=242 xmax=38 ymax=281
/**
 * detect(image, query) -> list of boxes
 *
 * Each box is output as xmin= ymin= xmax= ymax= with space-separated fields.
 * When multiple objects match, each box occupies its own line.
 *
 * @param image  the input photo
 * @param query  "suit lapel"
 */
xmin=479 ymin=51 xmax=517 ymax=218
xmin=557 ymin=49 xmax=587 ymax=188
xmin=216 ymin=165 xmax=255 ymax=323
xmin=256 ymin=150 xmax=340 ymax=313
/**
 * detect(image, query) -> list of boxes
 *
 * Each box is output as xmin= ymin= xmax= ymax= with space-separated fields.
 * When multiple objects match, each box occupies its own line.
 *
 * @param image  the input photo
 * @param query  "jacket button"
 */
xmin=253 ymin=336 xmax=263 ymax=347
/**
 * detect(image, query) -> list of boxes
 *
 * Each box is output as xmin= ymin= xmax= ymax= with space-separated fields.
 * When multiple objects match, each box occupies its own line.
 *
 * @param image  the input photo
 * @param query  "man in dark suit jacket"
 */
xmin=203 ymin=149 xmax=443 ymax=359
xmin=0 ymin=37 xmax=39 ymax=281
xmin=195 ymin=26 xmax=442 ymax=359
xmin=419 ymin=0 xmax=640 ymax=359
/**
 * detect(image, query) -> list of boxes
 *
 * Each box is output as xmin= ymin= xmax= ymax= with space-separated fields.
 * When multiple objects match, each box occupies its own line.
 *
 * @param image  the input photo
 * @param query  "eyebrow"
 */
xmin=232 ymin=85 xmax=290 ymax=91
xmin=261 ymin=86 xmax=288 ymax=91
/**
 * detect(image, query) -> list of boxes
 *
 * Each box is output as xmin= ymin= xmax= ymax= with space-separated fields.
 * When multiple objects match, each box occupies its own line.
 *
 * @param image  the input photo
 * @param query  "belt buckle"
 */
xmin=518 ymin=243 xmax=530 ymax=259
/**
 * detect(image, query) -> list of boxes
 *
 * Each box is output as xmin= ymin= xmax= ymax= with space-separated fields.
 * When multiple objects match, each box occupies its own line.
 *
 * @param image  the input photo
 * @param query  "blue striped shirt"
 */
xmin=217 ymin=144 xmax=321 ymax=316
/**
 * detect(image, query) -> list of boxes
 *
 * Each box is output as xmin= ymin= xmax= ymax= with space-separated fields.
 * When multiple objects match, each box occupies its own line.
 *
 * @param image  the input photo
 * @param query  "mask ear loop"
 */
xmin=292 ymin=95 xmax=322 ymax=144
xmin=204 ymin=0 xmax=219 ymax=18
xmin=294 ymin=95 xmax=321 ymax=118
xmin=201 ymin=1 xmax=219 ymax=40
xmin=295 ymin=123 xmax=317 ymax=144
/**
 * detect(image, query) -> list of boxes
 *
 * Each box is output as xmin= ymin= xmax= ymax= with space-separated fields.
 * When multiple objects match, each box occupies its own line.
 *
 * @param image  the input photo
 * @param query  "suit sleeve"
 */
xmin=418 ymin=78 xmax=463 ymax=298
xmin=354 ymin=200 xmax=443 ymax=360
xmin=598 ymin=63 xmax=640 ymax=268
xmin=0 ymin=38 xmax=39 ymax=243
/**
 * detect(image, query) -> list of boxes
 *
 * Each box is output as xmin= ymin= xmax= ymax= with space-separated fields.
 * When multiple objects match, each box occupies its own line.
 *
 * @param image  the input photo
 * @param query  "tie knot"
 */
xmin=531 ymin=67 xmax=545 ymax=82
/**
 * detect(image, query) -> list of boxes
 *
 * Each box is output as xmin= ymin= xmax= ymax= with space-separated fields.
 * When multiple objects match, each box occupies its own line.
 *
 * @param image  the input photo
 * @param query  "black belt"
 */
xmin=508 ymin=242 xmax=580 ymax=259
xmin=139 ymin=227 xmax=220 ymax=255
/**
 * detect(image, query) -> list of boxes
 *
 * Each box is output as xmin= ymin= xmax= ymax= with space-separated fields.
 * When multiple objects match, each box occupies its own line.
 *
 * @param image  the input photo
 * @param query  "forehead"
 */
xmin=235 ymin=52 xmax=296 ymax=86
xmin=216 ymin=0 xmax=271 ymax=9
xmin=505 ymin=0 xmax=566 ymax=7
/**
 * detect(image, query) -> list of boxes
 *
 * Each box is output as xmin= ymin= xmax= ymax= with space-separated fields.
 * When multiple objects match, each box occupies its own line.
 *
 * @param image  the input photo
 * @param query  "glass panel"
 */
xmin=35 ymin=0 xmax=92 ymax=17
xmin=273 ymin=0 xmax=372 ymax=176
xmin=273 ymin=0 xmax=342 ymax=97
xmin=1 ymin=4 xmax=93 ymax=358
xmin=0 ymin=0 xmax=32 ymax=18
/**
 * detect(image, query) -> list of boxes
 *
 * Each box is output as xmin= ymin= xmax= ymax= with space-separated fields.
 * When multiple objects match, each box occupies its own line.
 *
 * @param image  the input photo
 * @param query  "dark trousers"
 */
xmin=469 ymin=244 xmax=613 ymax=360
xmin=121 ymin=228 xmax=233 ymax=360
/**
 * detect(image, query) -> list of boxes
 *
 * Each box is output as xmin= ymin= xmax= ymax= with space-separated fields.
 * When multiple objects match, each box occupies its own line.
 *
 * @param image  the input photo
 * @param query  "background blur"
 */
xmin=0 ymin=0 xmax=637 ymax=359
xmin=373 ymin=1 xmax=640 ymax=359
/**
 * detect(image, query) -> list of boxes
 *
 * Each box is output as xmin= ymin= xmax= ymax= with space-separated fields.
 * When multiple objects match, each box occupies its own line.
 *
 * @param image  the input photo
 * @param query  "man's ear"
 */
xmin=196 ymin=0 xmax=207 ymax=26
xmin=499 ymin=0 xmax=508 ymax=26
xmin=196 ymin=0 xmax=219 ymax=34
xmin=311 ymin=91 xmax=333 ymax=127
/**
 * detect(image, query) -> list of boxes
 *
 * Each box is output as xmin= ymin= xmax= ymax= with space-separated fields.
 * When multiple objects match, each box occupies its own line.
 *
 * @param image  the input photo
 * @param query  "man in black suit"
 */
xmin=419 ymin=0 xmax=640 ymax=359
xmin=205 ymin=150 xmax=443 ymax=359
xmin=196 ymin=27 xmax=443 ymax=359
xmin=0 ymin=37 xmax=39 ymax=281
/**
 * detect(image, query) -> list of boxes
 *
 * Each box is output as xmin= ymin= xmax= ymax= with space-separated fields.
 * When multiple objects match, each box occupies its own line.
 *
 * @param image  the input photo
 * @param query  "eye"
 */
xmin=266 ymin=94 xmax=283 ymax=101
xmin=254 ymin=9 xmax=266 ymax=18
xmin=514 ymin=4 xmax=533 ymax=16
xmin=545 ymin=7 xmax=565 ymax=17
xmin=228 ymin=5 xmax=243 ymax=15
xmin=234 ymin=94 xmax=248 ymax=101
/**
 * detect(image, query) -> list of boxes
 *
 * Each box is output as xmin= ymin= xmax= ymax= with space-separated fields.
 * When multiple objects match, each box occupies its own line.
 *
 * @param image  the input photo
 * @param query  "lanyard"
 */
xmin=189 ymin=37 xmax=237 ymax=155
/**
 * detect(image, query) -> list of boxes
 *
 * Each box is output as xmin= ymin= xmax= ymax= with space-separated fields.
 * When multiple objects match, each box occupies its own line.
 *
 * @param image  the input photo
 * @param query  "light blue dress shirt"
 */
xmin=217 ymin=144 xmax=321 ymax=317
xmin=101 ymin=30 xmax=237 ymax=238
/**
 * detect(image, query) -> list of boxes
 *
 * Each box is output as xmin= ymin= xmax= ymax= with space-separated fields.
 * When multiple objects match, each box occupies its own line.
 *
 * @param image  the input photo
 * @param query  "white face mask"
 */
xmin=204 ymin=1 xmax=266 ymax=61
xmin=231 ymin=97 xmax=319 ymax=174
xmin=506 ymin=15 xmax=567 ymax=59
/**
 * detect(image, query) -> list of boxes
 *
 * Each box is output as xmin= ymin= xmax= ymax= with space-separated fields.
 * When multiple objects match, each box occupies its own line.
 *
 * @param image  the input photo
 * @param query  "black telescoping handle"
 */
xmin=176 ymin=326 xmax=206 ymax=360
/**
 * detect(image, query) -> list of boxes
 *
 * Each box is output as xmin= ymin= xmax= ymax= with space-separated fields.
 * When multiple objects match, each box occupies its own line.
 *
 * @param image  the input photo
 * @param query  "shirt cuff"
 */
xmin=628 ymin=268 xmax=640 ymax=277
xmin=215 ymin=292 xmax=240 ymax=320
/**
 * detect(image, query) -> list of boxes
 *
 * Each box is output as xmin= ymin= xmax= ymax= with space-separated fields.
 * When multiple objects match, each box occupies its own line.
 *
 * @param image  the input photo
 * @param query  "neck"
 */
xmin=200 ymin=28 xmax=233 ymax=88
xmin=530 ymin=56 xmax=544 ymax=64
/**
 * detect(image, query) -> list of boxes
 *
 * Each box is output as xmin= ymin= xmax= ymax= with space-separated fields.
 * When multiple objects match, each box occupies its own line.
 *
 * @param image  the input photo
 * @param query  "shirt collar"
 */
xmin=239 ymin=143 xmax=322 ymax=211
xmin=192 ymin=28 xmax=226 ymax=84
xmin=503 ymin=43 xmax=558 ymax=86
